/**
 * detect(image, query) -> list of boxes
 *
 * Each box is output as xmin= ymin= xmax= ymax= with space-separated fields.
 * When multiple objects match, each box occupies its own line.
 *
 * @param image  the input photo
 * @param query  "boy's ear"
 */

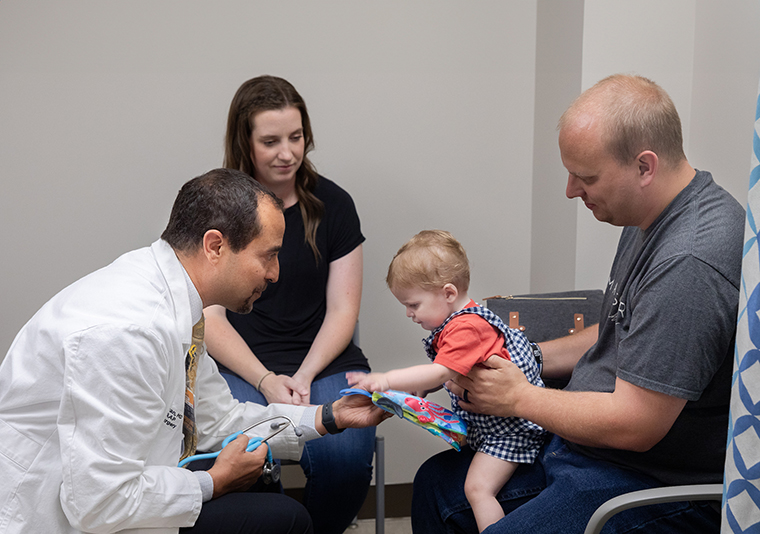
xmin=443 ymin=283 xmax=459 ymax=302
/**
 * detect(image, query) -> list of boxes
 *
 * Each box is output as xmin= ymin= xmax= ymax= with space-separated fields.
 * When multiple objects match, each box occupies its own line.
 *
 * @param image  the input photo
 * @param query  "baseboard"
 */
xmin=284 ymin=483 xmax=413 ymax=519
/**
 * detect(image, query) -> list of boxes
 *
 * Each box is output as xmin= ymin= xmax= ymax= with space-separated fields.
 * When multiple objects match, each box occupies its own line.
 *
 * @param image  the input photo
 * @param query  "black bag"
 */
xmin=484 ymin=290 xmax=604 ymax=343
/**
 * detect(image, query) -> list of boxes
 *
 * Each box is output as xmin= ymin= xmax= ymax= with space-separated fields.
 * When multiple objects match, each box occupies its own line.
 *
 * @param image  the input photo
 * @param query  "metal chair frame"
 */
xmin=583 ymin=484 xmax=722 ymax=534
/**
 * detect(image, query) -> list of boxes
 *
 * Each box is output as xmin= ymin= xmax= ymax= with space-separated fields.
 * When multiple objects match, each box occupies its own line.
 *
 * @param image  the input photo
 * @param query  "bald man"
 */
xmin=413 ymin=75 xmax=743 ymax=534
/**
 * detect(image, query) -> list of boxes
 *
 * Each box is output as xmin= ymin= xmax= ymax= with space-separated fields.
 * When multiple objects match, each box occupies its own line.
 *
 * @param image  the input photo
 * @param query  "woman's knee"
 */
xmin=302 ymin=428 xmax=374 ymax=471
xmin=301 ymin=435 xmax=374 ymax=487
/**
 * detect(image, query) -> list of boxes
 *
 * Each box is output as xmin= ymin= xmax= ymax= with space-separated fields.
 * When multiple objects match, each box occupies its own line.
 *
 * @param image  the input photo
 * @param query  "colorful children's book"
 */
xmin=340 ymin=388 xmax=467 ymax=451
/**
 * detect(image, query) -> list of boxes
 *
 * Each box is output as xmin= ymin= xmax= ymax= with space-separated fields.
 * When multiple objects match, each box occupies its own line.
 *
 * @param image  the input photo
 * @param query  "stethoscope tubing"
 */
xmin=178 ymin=415 xmax=298 ymax=468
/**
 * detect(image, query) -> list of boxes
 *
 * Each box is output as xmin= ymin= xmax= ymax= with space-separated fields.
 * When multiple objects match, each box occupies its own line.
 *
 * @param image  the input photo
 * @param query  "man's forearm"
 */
xmin=513 ymin=376 xmax=686 ymax=451
xmin=452 ymin=355 xmax=686 ymax=452
xmin=540 ymin=323 xmax=598 ymax=380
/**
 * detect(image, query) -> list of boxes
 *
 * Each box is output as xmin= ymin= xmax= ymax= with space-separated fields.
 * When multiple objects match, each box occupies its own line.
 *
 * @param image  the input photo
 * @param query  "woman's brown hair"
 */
xmin=224 ymin=75 xmax=324 ymax=261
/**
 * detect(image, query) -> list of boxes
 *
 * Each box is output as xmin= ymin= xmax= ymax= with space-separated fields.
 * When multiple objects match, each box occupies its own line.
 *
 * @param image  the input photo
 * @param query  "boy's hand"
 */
xmin=346 ymin=371 xmax=390 ymax=392
xmin=410 ymin=384 xmax=443 ymax=398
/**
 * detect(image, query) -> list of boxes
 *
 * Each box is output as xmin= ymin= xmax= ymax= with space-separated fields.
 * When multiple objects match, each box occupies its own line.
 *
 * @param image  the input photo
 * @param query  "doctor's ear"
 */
xmin=202 ymin=230 xmax=226 ymax=264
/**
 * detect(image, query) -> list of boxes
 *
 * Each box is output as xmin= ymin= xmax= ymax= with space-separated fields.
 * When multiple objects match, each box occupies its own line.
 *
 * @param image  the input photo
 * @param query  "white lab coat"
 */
xmin=0 ymin=240 xmax=313 ymax=533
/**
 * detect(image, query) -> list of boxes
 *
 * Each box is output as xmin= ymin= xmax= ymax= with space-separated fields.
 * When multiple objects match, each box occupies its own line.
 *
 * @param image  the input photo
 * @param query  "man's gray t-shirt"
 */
xmin=565 ymin=170 xmax=744 ymax=485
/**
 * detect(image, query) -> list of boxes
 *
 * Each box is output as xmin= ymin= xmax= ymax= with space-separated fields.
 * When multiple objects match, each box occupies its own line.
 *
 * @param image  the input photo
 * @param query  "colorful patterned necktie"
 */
xmin=179 ymin=315 xmax=204 ymax=464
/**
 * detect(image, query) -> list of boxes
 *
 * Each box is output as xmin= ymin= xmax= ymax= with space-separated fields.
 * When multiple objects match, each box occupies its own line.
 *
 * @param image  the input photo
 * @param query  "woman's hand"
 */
xmin=289 ymin=373 xmax=313 ymax=405
xmin=259 ymin=373 xmax=310 ymax=405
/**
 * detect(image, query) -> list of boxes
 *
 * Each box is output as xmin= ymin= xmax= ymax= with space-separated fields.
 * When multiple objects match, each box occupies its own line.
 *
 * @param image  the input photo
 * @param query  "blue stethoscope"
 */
xmin=178 ymin=415 xmax=301 ymax=484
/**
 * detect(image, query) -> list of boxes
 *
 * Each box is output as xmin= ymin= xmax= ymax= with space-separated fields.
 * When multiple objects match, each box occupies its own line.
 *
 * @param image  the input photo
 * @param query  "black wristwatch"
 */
xmin=321 ymin=401 xmax=345 ymax=434
xmin=530 ymin=342 xmax=543 ymax=374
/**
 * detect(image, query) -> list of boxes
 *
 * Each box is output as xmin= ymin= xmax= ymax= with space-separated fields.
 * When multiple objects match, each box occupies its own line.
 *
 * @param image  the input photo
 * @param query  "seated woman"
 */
xmin=204 ymin=75 xmax=375 ymax=534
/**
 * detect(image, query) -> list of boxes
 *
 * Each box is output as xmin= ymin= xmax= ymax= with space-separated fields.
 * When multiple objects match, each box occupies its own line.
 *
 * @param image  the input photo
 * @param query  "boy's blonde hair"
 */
xmin=386 ymin=230 xmax=470 ymax=292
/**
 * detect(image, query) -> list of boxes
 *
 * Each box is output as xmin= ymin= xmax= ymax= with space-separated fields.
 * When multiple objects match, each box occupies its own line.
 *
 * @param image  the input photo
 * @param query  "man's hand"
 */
xmin=447 ymin=355 xmax=532 ymax=418
xmin=448 ymin=355 xmax=688 ymax=451
xmin=316 ymin=393 xmax=391 ymax=435
xmin=207 ymin=434 xmax=269 ymax=499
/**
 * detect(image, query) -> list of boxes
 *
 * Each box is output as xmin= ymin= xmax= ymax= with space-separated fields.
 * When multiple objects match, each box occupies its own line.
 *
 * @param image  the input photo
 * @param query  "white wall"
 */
xmin=0 ymin=0 xmax=537 ymax=485
xmin=529 ymin=0 xmax=584 ymax=292
xmin=571 ymin=0 xmax=760 ymax=292
xmin=1 ymin=0 xmax=759 ymax=487
xmin=574 ymin=0 xmax=698 ymax=291
xmin=689 ymin=0 xmax=760 ymax=205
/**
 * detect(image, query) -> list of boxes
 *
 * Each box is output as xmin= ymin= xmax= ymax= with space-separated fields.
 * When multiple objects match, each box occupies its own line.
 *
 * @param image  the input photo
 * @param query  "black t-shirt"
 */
xmin=565 ymin=170 xmax=744 ymax=485
xmin=219 ymin=176 xmax=370 ymax=380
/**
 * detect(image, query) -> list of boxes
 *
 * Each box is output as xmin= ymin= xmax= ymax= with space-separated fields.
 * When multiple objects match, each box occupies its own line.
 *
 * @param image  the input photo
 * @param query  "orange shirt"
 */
xmin=432 ymin=304 xmax=510 ymax=376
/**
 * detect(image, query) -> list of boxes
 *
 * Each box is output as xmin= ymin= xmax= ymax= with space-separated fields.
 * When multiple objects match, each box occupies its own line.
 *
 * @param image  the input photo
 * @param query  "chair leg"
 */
xmin=375 ymin=435 xmax=385 ymax=534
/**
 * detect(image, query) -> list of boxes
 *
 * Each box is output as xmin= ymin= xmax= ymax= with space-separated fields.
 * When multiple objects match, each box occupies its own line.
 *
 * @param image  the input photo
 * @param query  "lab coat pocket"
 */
xmin=0 ymin=419 xmax=45 ymax=529
xmin=0 ymin=419 xmax=42 ymax=471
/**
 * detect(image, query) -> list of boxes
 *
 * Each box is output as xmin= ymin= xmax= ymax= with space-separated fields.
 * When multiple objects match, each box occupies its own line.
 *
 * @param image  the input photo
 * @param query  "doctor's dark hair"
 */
xmin=161 ymin=168 xmax=283 ymax=253
xmin=224 ymin=75 xmax=324 ymax=261
xmin=386 ymin=230 xmax=470 ymax=293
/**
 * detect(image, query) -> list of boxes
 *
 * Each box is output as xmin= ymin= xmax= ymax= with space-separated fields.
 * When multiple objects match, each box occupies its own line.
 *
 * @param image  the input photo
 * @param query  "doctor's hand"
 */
xmin=447 ymin=355 xmax=531 ymax=419
xmin=259 ymin=373 xmax=309 ymax=405
xmin=207 ymin=434 xmax=269 ymax=499
xmin=316 ymin=393 xmax=391 ymax=435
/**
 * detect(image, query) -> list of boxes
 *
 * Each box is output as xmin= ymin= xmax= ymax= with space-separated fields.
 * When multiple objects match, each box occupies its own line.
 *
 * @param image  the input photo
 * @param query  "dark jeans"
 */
xmin=223 ymin=370 xmax=376 ymax=534
xmin=180 ymin=491 xmax=312 ymax=534
xmin=412 ymin=434 xmax=720 ymax=534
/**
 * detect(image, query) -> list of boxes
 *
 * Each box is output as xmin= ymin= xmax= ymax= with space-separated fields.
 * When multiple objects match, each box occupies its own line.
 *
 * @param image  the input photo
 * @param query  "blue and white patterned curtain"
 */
xmin=722 ymin=78 xmax=760 ymax=533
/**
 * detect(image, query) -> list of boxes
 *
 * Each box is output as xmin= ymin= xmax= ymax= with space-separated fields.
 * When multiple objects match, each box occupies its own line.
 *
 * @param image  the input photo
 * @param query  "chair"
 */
xmin=374 ymin=436 xmax=386 ymax=534
xmin=583 ymin=484 xmax=722 ymax=534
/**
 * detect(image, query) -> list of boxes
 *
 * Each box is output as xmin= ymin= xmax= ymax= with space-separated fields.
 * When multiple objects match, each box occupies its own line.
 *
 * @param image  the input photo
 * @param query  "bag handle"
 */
xmin=508 ymin=311 xmax=586 ymax=335
xmin=568 ymin=313 xmax=585 ymax=334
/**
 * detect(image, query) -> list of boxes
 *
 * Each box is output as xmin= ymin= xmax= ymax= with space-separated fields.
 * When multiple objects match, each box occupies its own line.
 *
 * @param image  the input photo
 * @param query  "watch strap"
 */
xmin=321 ymin=401 xmax=345 ymax=434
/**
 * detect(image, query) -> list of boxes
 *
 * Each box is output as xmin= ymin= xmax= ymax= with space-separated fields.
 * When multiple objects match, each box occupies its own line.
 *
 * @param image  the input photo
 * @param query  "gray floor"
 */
xmin=348 ymin=517 xmax=412 ymax=534
xmin=284 ymin=465 xmax=412 ymax=534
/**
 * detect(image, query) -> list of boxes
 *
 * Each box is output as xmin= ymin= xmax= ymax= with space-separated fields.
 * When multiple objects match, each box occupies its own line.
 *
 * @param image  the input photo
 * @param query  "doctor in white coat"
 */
xmin=0 ymin=168 xmax=386 ymax=534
